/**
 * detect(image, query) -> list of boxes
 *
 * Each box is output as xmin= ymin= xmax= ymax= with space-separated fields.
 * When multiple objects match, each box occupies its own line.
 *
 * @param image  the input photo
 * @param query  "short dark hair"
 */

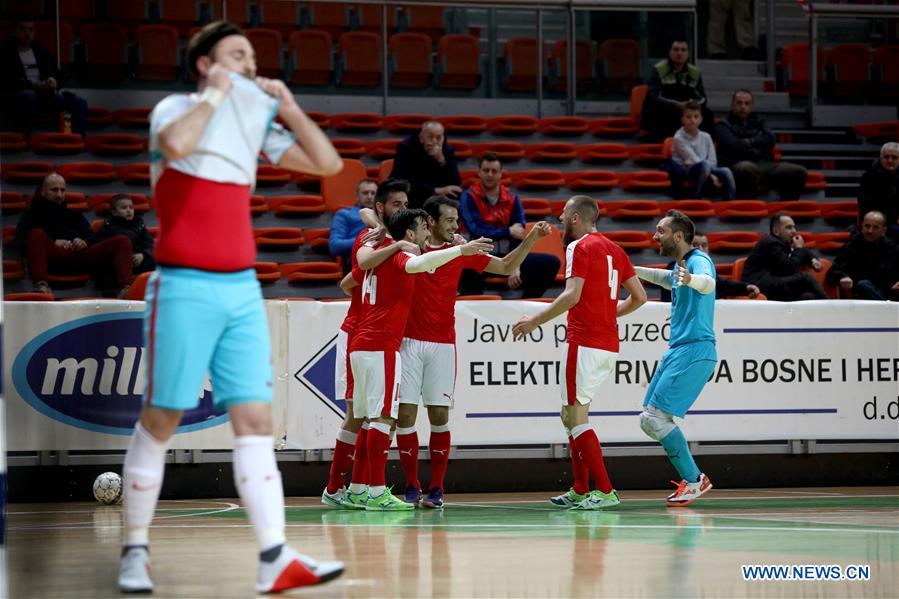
xmin=694 ymin=230 xmax=706 ymax=238
xmin=186 ymin=20 xmax=244 ymax=78
xmin=732 ymin=89 xmax=754 ymax=103
xmin=375 ymin=178 xmax=410 ymax=205
xmin=682 ymin=100 xmax=702 ymax=115
xmin=478 ymin=152 xmax=502 ymax=168
xmin=769 ymin=211 xmax=789 ymax=233
xmin=665 ymin=209 xmax=695 ymax=244
xmin=422 ymin=196 xmax=460 ymax=222
xmin=669 ymin=38 xmax=689 ymax=48
xmin=388 ymin=208 xmax=428 ymax=240
xmin=109 ymin=194 xmax=132 ymax=210
xmin=569 ymin=195 xmax=599 ymax=223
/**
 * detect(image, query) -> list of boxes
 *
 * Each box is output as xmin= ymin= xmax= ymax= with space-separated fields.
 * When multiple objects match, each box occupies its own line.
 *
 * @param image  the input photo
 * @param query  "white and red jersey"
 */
xmin=404 ymin=243 xmax=491 ymax=344
xmin=339 ymin=229 xmax=373 ymax=334
xmin=348 ymin=239 xmax=417 ymax=353
xmin=565 ymin=231 xmax=636 ymax=352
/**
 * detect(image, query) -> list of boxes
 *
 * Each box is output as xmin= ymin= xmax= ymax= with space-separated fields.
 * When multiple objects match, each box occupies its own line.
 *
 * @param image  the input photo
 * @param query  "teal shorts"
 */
xmin=143 ymin=267 xmax=273 ymax=411
xmin=643 ymin=341 xmax=716 ymax=418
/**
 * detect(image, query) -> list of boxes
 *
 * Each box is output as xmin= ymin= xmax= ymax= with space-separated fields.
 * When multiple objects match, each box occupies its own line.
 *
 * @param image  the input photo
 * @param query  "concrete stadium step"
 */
xmin=697 ymin=60 xmax=766 ymax=79
xmin=778 ymin=142 xmax=881 ymax=157
xmin=786 ymin=155 xmax=874 ymax=170
xmin=707 ymin=91 xmax=792 ymax=112
xmin=702 ymin=75 xmax=773 ymax=94
xmin=774 ymin=129 xmax=857 ymax=145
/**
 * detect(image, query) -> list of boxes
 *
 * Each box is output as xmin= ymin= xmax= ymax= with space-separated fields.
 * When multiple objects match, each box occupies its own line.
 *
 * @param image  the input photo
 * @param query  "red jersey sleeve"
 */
xmin=394 ymin=251 xmax=413 ymax=271
xmin=565 ymin=239 xmax=590 ymax=280
xmin=462 ymin=253 xmax=492 ymax=274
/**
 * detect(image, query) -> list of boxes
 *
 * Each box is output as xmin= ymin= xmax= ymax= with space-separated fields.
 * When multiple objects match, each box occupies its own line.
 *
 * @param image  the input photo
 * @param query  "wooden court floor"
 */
xmin=6 ymin=487 xmax=898 ymax=598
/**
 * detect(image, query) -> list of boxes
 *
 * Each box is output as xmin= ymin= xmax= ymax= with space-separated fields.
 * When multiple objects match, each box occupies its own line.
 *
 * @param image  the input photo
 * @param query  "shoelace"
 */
xmin=670 ymin=479 xmax=688 ymax=497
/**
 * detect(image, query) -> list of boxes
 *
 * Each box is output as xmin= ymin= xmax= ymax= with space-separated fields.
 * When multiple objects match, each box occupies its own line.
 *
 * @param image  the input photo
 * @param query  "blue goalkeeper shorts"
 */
xmin=143 ymin=267 xmax=273 ymax=411
xmin=643 ymin=340 xmax=716 ymax=418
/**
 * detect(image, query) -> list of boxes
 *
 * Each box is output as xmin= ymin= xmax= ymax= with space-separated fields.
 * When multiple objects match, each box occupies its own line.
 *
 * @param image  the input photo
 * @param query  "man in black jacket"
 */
xmin=858 ymin=142 xmax=899 ymax=241
xmin=660 ymin=231 xmax=760 ymax=301
xmin=390 ymin=121 xmax=461 ymax=208
xmin=715 ymin=90 xmax=807 ymax=199
xmin=15 ymin=173 xmax=134 ymax=295
xmin=825 ymin=211 xmax=899 ymax=301
xmin=0 ymin=16 xmax=87 ymax=135
xmin=96 ymin=194 xmax=157 ymax=275
xmin=742 ymin=213 xmax=828 ymax=301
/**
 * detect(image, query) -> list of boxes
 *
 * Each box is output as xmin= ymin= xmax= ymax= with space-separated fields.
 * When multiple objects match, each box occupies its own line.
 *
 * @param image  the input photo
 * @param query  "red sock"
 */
xmin=350 ymin=427 xmax=369 ymax=485
xmin=573 ymin=429 xmax=613 ymax=494
xmin=428 ymin=431 xmax=451 ymax=491
xmin=396 ymin=431 xmax=420 ymax=489
xmin=569 ymin=435 xmax=589 ymax=495
xmin=327 ymin=436 xmax=356 ymax=494
xmin=366 ymin=428 xmax=391 ymax=488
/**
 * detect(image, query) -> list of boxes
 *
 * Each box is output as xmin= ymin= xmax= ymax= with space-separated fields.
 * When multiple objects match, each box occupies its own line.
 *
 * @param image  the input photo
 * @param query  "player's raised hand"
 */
xmin=460 ymin=237 xmax=493 ymax=256
xmin=397 ymin=240 xmax=421 ymax=255
xmin=452 ymin=233 xmax=467 ymax=246
xmin=361 ymin=224 xmax=387 ymax=245
xmin=512 ymin=315 xmax=538 ymax=341
xmin=674 ymin=258 xmax=691 ymax=287
xmin=530 ymin=221 xmax=552 ymax=238
xmin=255 ymin=76 xmax=299 ymax=111
xmin=206 ymin=63 xmax=234 ymax=94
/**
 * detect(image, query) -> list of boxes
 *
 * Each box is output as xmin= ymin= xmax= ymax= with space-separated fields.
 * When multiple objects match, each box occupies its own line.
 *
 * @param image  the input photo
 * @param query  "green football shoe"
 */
xmin=342 ymin=488 xmax=370 ymax=510
xmin=365 ymin=488 xmax=415 ymax=511
xmin=549 ymin=488 xmax=588 ymax=508
xmin=571 ymin=489 xmax=620 ymax=510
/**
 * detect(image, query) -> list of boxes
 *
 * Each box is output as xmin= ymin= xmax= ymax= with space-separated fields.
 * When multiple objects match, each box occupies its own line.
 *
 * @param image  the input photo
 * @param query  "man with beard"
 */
xmin=633 ymin=210 xmax=717 ymax=507
xmin=512 ymin=196 xmax=646 ymax=510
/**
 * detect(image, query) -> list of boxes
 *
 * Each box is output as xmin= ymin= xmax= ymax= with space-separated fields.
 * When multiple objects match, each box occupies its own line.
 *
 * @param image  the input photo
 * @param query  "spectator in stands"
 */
xmin=458 ymin=153 xmax=560 ymax=298
xmin=742 ymin=212 xmax=827 ymax=301
xmin=15 ymin=173 xmax=134 ymax=296
xmin=858 ymin=142 xmax=899 ymax=241
xmin=328 ymin=178 xmax=378 ymax=265
xmin=0 ymin=16 xmax=87 ymax=136
xmin=95 ymin=194 xmax=157 ymax=275
xmin=666 ymin=101 xmax=735 ymax=199
xmin=707 ymin=0 xmax=759 ymax=60
xmin=641 ymin=39 xmax=714 ymax=141
xmin=716 ymin=90 xmax=808 ymax=199
xmin=390 ymin=121 xmax=462 ymax=208
xmin=660 ymin=231 xmax=760 ymax=301
xmin=825 ymin=211 xmax=899 ymax=301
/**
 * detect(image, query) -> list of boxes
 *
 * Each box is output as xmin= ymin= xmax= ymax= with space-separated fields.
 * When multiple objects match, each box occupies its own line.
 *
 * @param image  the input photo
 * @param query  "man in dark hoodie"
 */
xmin=15 ymin=173 xmax=134 ymax=295
xmin=715 ymin=90 xmax=807 ymax=199
xmin=858 ymin=142 xmax=899 ymax=241
xmin=825 ymin=211 xmax=899 ymax=301
xmin=390 ymin=120 xmax=462 ymax=208
xmin=0 ymin=16 xmax=87 ymax=135
xmin=96 ymin=194 xmax=157 ymax=274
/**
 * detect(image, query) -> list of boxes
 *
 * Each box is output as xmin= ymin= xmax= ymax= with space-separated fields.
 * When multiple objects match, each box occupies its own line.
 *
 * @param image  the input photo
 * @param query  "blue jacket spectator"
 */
xmin=329 ymin=178 xmax=378 ymax=265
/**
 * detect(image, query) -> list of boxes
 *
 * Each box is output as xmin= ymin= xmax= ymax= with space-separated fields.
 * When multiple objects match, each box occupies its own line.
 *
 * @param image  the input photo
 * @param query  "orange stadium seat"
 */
xmin=604 ymin=200 xmax=661 ymax=221
xmin=659 ymin=199 xmax=715 ymax=219
xmin=872 ymin=46 xmax=899 ymax=100
xmin=805 ymin=172 xmax=827 ymax=191
xmin=89 ymin=193 xmax=151 ymax=215
xmin=1 ymin=191 xmax=26 ymax=212
xmin=487 ymin=116 xmax=539 ymax=136
xmin=256 ymin=165 xmax=292 ymax=187
xmin=303 ymin=228 xmax=331 ymax=251
xmin=0 ymin=131 xmax=27 ymax=152
xmin=603 ymin=230 xmax=653 ymax=251
xmin=306 ymin=2 xmax=351 ymax=37
xmin=63 ymin=192 xmax=88 ymax=211
xmin=289 ymin=30 xmax=333 ymax=86
xmin=258 ymin=0 xmax=300 ymax=35
xmin=3 ymin=161 xmax=54 ymax=183
xmin=158 ymin=0 xmax=202 ymax=34
xmin=714 ymin=200 xmax=769 ymax=222
xmin=2 ymin=226 xmax=16 ymax=247
xmin=86 ymin=134 xmax=147 ymax=156
xmin=813 ymin=232 xmax=850 ymax=253
xmin=472 ymin=142 xmax=525 ymax=161
xmin=782 ymin=43 xmax=824 ymax=97
xmin=377 ymin=159 xmax=394 ymax=182
xmin=124 ymin=272 xmax=152 ymax=300
xmin=510 ymin=170 xmax=565 ymax=190
xmin=211 ymin=0 xmax=250 ymax=26
xmin=598 ymin=38 xmax=641 ymax=93
xmin=767 ymin=200 xmax=821 ymax=221
xmin=620 ymin=171 xmax=669 ymax=191
xmin=502 ymin=37 xmax=539 ymax=92
xmin=255 ymin=228 xmax=304 ymax=250
xmin=331 ymin=112 xmax=383 ymax=132
xmin=246 ymin=28 xmax=284 ymax=78
xmin=438 ymin=115 xmax=487 ymax=135
xmin=254 ymin=262 xmax=283 ymax=284
xmin=267 ymin=195 xmax=327 ymax=217
xmin=357 ymin=3 xmax=398 ymax=34
xmin=81 ymin=24 xmax=129 ymax=81
xmin=820 ymin=201 xmax=858 ymax=224
xmin=565 ymin=170 xmax=619 ymax=191
xmin=58 ymin=162 xmax=117 ymax=184
xmin=525 ymin=142 xmax=578 ymax=163
xmin=548 ymin=38 xmax=595 ymax=92
xmin=384 ymin=114 xmax=431 ymax=133
xmin=86 ymin=107 xmax=113 ymax=128
xmin=437 ymin=34 xmax=480 ymax=90
xmin=389 ymin=32 xmax=432 ymax=88
xmin=365 ymin=139 xmax=401 ymax=160
xmin=521 ymin=198 xmax=552 ymax=218
xmin=3 ymin=259 xmax=26 ymax=282
xmin=331 ymin=138 xmax=367 ymax=158
xmin=135 ymin=25 xmax=180 ymax=81
xmin=539 ymin=117 xmax=589 ymax=136
xmin=577 ymin=143 xmax=630 ymax=164
xmin=404 ymin=5 xmax=444 ymax=41
xmin=113 ymin=109 xmax=152 ymax=128
xmin=29 ymin=133 xmax=84 ymax=154
xmin=281 ymin=261 xmax=343 ymax=283
xmin=707 ymin=231 xmax=762 ymax=253
xmin=322 ymin=158 xmax=366 ymax=212
xmin=715 ymin=263 xmax=734 ymax=278
xmin=826 ymin=44 xmax=871 ymax=97
xmin=117 ymin=163 xmax=150 ymax=185
xmin=630 ymin=142 xmax=668 ymax=167
xmin=250 ymin=195 xmax=269 ymax=216
xmin=448 ymin=140 xmax=473 ymax=159
xmin=853 ymin=121 xmax=898 ymax=142
xmin=306 ymin=111 xmax=331 ymax=129
xmin=338 ymin=32 xmax=382 ymax=87
xmin=590 ymin=84 xmax=648 ymax=137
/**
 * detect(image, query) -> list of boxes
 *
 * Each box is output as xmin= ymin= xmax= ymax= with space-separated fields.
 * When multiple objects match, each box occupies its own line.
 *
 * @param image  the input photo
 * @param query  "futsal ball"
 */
xmin=93 ymin=472 xmax=124 ymax=505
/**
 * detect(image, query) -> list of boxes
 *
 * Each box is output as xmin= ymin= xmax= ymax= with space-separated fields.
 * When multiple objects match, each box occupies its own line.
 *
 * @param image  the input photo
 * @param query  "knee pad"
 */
xmin=639 ymin=408 xmax=675 ymax=441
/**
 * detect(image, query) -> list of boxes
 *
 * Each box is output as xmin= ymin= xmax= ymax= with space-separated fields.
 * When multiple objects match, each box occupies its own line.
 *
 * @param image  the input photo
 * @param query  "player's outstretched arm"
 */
xmin=616 ymin=275 xmax=647 ymax=317
xmin=512 ymin=276 xmax=584 ymax=340
xmin=357 ymin=240 xmax=420 ymax=271
xmin=634 ymin=266 xmax=674 ymax=290
xmin=405 ymin=238 xmax=493 ymax=274
xmin=157 ymin=65 xmax=233 ymax=160
xmin=674 ymin=258 xmax=716 ymax=294
xmin=484 ymin=221 xmax=551 ymax=276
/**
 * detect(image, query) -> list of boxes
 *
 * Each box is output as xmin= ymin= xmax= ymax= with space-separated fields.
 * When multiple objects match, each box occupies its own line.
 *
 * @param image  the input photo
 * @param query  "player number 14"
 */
xmin=607 ymin=255 xmax=619 ymax=300
xmin=362 ymin=271 xmax=378 ymax=305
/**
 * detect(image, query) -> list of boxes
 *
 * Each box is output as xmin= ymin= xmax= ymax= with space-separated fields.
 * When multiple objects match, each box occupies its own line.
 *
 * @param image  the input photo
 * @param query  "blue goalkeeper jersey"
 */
xmin=668 ymin=249 xmax=716 ymax=347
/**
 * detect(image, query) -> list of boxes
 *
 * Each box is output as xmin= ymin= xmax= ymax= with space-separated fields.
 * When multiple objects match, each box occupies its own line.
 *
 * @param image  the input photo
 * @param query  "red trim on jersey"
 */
xmin=344 ymin=346 xmax=354 ymax=400
xmin=381 ymin=351 xmax=398 ymax=418
xmin=565 ymin=344 xmax=579 ymax=406
xmin=145 ymin=274 xmax=162 ymax=406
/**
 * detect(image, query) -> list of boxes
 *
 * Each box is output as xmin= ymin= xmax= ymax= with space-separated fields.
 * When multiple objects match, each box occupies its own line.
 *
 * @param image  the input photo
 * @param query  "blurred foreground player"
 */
xmin=513 ymin=196 xmax=646 ymax=509
xmin=117 ymin=22 xmax=345 ymax=594
xmin=635 ymin=210 xmax=717 ymax=507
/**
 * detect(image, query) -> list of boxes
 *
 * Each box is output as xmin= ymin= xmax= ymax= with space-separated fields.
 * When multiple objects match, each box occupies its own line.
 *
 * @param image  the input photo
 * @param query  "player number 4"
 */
xmin=362 ymin=271 xmax=378 ymax=305
xmin=606 ymin=255 xmax=619 ymax=300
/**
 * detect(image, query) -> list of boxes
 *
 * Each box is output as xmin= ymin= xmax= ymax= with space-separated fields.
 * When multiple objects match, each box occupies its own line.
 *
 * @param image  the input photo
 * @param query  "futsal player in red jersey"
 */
xmin=349 ymin=208 xmax=493 ymax=510
xmin=396 ymin=196 xmax=552 ymax=508
xmin=321 ymin=180 xmax=416 ymax=509
xmin=513 ymin=196 xmax=647 ymax=510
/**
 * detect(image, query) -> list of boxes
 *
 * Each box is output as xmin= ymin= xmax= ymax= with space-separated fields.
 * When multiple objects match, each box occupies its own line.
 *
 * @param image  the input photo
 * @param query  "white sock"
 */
xmin=369 ymin=485 xmax=386 ymax=497
xmin=570 ymin=423 xmax=592 ymax=439
xmin=233 ymin=435 xmax=286 ymax=552
xmin=336 ymin=428 xmax=357 ymax=445
xmin=396 ymin=426 xmax=416 ymax=435
xmin=122 ymin=422 xmax=171 ymax=547
xmin=348 ymin=483 xmax=367 ymax=494
xmin=430 ymin=423 xmax=450 ymax=433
